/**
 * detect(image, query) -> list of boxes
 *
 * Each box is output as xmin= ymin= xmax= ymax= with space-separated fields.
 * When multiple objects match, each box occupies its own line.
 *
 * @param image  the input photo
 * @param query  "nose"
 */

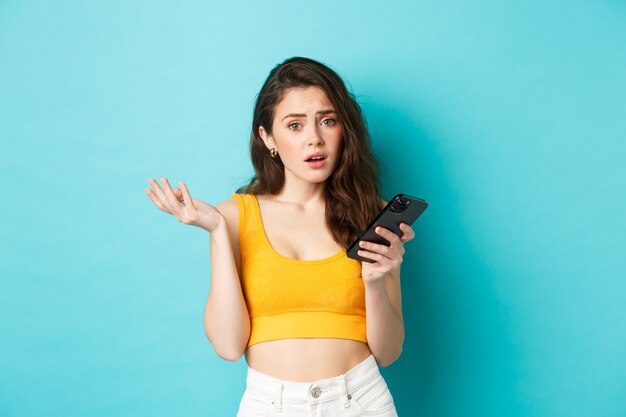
xmin=308 ymin=128 xmax=324 ymax=146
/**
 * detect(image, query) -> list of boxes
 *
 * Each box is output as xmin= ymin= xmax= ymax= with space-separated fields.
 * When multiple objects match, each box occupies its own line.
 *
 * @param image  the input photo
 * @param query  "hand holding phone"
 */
xmin=347 ymin=193 xmax=428 ymax=263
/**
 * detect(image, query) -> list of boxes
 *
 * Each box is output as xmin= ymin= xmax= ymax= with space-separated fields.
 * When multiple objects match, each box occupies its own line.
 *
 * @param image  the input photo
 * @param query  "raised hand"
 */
xmin=145 ymin=177 xmax=224 ymax=232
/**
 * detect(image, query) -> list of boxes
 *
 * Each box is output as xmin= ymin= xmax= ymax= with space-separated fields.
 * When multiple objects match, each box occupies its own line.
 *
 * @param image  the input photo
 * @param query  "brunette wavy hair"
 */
xmin=236 ymin=56 xmax=384 ymax=248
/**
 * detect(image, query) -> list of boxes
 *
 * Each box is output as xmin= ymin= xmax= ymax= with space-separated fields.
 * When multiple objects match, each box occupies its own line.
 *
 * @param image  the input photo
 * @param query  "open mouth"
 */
xmin=305 ymin=156 xmax=327 ymax=162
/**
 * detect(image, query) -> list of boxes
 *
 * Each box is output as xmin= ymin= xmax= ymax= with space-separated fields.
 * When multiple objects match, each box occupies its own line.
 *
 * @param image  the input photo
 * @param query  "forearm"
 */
xmin=364 ymin=277 xmax=404 ymax=367
xmin=203 ymin=224 xmax=250 ymax=361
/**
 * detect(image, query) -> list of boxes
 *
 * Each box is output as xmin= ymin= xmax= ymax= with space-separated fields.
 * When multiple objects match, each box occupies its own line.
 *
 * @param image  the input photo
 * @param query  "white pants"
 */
xmin=236 ymin=354 xmax=399 ymax=417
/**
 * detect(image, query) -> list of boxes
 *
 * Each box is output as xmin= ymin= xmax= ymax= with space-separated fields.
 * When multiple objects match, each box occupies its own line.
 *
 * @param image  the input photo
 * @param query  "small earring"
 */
xmin=270 ymin=148 xmax=278 ymax=158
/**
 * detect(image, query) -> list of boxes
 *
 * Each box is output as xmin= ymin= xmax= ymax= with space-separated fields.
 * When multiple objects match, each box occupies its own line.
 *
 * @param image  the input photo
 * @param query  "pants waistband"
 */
xmin=245 ymin=354 xmax=381 ymax=411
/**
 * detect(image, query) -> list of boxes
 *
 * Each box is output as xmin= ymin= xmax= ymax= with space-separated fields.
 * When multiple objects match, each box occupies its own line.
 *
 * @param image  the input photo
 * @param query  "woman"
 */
xmin=146 ymin=57 xmax=415 ymax=416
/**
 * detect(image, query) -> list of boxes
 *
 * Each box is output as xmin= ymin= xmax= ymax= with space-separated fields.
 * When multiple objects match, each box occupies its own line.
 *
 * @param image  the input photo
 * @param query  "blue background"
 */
xmin=1 ymin=1 xmax=625 ymax=416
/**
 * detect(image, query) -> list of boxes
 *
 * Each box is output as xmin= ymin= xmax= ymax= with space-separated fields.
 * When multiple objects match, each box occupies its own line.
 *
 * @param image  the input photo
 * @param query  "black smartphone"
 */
xmin=347 ymin=194 xmax=428 ymax=263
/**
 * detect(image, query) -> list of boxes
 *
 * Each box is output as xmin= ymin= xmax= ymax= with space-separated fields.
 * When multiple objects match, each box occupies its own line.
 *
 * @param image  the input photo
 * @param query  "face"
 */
xmin=259 ymin=86 xmax=344 ymax=185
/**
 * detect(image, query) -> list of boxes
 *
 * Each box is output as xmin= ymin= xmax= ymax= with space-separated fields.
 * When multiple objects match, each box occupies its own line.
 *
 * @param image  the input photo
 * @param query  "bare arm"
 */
xmin=203 ymin=198 xmax=250 ymax=361
xmin=358 ymin=198 xmax=412 ymax=367
xmin=145 ymin=178 xmax=249 ymax=362
xmin=364 ymin=268 xmax=404 ymax=367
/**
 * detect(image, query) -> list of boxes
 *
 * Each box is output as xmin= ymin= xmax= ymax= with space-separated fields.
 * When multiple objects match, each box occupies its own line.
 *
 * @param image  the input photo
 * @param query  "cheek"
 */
xmin=278 ymin=140 xmax=300 ymax=160
xmin=329 ymin=128 xmax=343 ymax=151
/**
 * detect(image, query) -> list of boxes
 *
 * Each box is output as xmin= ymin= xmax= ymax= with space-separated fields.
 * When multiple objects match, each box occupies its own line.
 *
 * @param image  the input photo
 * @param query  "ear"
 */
xmin=258 ymin=125 xmax=276 ymax=151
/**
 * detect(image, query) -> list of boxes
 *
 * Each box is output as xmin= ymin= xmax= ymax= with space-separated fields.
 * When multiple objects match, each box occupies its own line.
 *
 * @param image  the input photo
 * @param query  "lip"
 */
xmin=303 ymin=151 xmax=327 ymax=161
xmin=306 ymin=159 xmax=327 ymax=169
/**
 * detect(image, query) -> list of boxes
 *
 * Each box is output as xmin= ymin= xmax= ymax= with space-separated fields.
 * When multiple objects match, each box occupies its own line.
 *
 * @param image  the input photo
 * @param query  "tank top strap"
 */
xmin=230 ymin=193 xmax=247 ymax=243
xmin=230 ymin=193 xmax=266 ymax=254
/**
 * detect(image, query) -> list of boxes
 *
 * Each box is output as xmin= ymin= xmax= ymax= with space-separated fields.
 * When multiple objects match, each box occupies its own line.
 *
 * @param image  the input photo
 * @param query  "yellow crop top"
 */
xmin=231 ymin=193 xmax=367 ymax=348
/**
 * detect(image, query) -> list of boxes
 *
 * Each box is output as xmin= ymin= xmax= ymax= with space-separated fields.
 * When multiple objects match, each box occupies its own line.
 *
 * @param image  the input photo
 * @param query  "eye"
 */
xmin=288 ymin=122 xmax=301 ymax=131
xmin=322 ymin=118 xmax=336 ymax=126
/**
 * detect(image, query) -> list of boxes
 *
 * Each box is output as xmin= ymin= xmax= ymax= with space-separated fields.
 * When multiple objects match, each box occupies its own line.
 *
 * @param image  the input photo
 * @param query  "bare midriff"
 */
xmin=244 ymin=338 xmax=373 ymax=382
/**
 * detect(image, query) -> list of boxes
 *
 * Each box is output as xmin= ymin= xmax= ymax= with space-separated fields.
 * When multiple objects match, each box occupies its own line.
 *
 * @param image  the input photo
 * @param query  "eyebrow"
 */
xmin=281 ymin=109 xmax=336 ymax=122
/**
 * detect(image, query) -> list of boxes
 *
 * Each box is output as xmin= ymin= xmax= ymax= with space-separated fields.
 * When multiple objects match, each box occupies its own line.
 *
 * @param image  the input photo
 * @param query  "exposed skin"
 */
xmin=145 ymin=86 xmax=416 ymax=381
xmin=257 ymin=85 xmax=343 ymax=208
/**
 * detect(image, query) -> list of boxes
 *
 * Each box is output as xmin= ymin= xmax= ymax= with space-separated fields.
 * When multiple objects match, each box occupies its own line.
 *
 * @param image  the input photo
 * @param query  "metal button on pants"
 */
xmin=310 ymin=386 xmax=322 ymax=398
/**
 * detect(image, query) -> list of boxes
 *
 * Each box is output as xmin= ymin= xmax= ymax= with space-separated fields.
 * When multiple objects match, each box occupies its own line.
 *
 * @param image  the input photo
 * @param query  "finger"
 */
xmin=400 ymin=223 xmax=415 ymax=241
xmin=373 ymin=227 xmax=405 ymax=257
xmin=357 ymin=249 xmax=390 ymax=265
xmin=359 ymin=246 xmax=403 ymax=269
xmin=145 ymin=188 xmax=170 ymax=212
xmin=148 ymin=178 xmax=167 ymax=202
xmin=375 ymin=226 xmax=401 ymax=244
xmin=160 ymin=177 xmax=183 ymax=213
xmin=359 ymin=240 xmax=391 ymax=257
xmin=357 ymin=248 xmax=379 ymax=262
xmin=179 ymin=181 xmax=195 ymax=209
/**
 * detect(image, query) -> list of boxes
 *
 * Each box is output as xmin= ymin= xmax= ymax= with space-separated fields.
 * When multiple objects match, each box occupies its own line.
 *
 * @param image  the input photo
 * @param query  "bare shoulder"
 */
xmin=215 ymin=195 xmax=239 ymax=219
